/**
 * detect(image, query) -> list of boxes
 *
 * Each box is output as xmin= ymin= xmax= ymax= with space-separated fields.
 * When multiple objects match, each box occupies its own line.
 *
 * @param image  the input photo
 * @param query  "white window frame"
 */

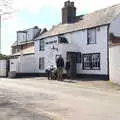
xmin=87 ymin=28 xmax=96 ymax=44
xmin=83 ymin=53 xmax=100 ymax=70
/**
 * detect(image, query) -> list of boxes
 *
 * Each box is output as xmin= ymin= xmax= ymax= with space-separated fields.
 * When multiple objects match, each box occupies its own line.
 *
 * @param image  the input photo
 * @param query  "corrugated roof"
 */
xmin=36 ymin=3 xmax=120 ymax=40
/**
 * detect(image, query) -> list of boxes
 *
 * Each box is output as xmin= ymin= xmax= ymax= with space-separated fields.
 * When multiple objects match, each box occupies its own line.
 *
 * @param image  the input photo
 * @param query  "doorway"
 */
xmin=6 ymin=59 xmax=10 ymax=77
xmin=66 ymin=52 xmax=81 ymax=78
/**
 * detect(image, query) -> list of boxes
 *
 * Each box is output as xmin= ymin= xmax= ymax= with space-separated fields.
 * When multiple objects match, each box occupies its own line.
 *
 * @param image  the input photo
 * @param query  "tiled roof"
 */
xmin=35 ymin=3 xmax=120 ymax=40
xmin=11 ymin=46 xmax=34 ymax=56
xmin=110 ymin=36 xmax=120 ymax=46
xmin=12 ymin=40 xmax=34 ymax=47
xmin=12 ymin=28 xmax=47 ymax=47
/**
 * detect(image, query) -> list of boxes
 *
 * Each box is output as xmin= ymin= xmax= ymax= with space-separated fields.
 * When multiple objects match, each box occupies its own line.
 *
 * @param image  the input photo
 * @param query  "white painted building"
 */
xmin=0 ymin=59 xmax=7 ymax=77
xmin=7 ymin=1 xmax=120 ymax=81
xmin=34 ymin=1 xmax=120 ymax=79
xmin=109 ymin=44 xmax=120 ymax=84
xmin=109 ymin=16 xmax=120 ymax=84
xmin=9 ymin=27 xmax=47 ymax=77
xmin=10 ymin=47 xmax=37 ymax=76
xmin=108 ymin=9 xmax=120 ymax=84
xmin=12 ymin=26 xmax=47 ymax=54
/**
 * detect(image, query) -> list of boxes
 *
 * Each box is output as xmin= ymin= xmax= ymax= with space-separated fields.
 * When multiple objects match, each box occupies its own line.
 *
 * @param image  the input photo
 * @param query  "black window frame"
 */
xmin=39 ymin=57 xmax=44 ymax=70
xmin=87 ymin=28 xmax=96 ymax=44
xmin=39 ymin=39 xmax=44 ymax=51
xmin=82 ymin=53 xmax=100 ymax=70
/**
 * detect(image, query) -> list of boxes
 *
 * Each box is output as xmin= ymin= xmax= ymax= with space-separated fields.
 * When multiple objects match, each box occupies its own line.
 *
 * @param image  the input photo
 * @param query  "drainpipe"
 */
xmin=107 ymin=24 xmax=110 ymax=80
xmin=0 ymin=16 xmax=1 ymax=54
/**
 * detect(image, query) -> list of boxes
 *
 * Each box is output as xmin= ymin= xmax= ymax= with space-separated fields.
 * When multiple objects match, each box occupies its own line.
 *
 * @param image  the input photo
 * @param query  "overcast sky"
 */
xmin=1 ymin=0 xmax=120 ymax=54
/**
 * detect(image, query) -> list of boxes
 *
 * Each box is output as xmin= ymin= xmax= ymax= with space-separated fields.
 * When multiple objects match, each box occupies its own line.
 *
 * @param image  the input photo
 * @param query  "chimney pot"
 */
xmin=71 ymin=2 xmax=74 ymax=6
xmin=62 ymin=1 xmax=76 ymax=24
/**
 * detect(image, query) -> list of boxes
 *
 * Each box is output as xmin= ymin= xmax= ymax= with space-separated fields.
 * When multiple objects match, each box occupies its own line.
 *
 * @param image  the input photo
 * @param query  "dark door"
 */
xmin=6 ymin=59 xmax=10 ymax=77
xmin=67 ymin=52 xmax=81 ymax=78
xmin=67 ymin=52 xmax=76 ymax=78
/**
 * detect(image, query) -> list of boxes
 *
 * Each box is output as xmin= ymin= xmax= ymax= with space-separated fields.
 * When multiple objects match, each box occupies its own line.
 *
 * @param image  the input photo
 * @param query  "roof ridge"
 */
xmin=35 ymin=3 xmax=120 ymax=40
xmin=84 ymin=3 xmax=120 ymax=16
xmin=17 ymin=26 xmax=40 ymax=32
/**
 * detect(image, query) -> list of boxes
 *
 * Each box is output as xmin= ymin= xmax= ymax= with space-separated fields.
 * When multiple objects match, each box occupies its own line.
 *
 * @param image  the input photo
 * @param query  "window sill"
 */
xmin=83 ymin=69 xmax=100 ymax=70
xmin=87 ymin=43 xmax=96 ymax=45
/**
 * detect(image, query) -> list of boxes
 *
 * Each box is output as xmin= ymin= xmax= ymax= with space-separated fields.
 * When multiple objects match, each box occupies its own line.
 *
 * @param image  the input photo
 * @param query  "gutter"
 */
xmin=34 ymin=24 xmax=110 ymax=41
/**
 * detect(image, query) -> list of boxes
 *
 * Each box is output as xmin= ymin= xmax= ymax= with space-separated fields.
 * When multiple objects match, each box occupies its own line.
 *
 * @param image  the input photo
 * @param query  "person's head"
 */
xmin=50 ymin=65 xmax=53 ymax=68
xmin=59 ymin=55 xmax=62 ymax=58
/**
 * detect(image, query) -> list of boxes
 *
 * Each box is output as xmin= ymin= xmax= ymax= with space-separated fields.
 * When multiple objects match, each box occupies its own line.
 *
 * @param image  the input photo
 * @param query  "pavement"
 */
xmin=0 ymin=77 xmax=120 ymax=120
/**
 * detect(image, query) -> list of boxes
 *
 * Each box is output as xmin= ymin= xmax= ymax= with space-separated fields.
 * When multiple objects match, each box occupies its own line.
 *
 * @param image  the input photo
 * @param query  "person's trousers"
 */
xmin=57 ymin=67 xmax=63 ymax=81
xmin=47 ymin=71 xmax=52 ymax=80
xmin=66 ymin=69 xmax=71 ymax=79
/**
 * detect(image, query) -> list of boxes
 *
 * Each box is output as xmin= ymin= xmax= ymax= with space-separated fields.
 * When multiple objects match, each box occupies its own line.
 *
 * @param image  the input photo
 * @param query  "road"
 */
xmin=0 ymin=77 xmax=120 ymax=120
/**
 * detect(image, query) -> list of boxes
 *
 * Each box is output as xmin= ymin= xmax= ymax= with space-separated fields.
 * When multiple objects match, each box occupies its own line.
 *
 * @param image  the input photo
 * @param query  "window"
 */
xmin=27 ymin=33 xmax=31 ymax=41
xmin=39 ymin=57 xmax=44 ymax=70
xmin=67 ymin=52 xmax=81 ymax=63
xmin=83 ymin=53 xmax=100 ymax=70
xmin=58 ymin=36 xmax=68 ymax=44
xmin=20 ymin=45 xmax=23 ymax=50
xmin=87 ymin=28 xmax=96 ymax=44
xmin=39 ymin=39 xmax=44 ymax=51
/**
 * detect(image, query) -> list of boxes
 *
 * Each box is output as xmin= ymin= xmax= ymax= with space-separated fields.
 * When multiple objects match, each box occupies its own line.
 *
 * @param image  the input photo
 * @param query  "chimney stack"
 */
xmin=62 ymin=1 xmax=76 ymax=24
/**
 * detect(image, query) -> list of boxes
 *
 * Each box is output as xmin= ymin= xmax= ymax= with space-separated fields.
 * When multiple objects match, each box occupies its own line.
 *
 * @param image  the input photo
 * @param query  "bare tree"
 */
xmin=0 ymin=0 xmax=13 ymax=14
xmin=0 ymin=0 xmax=14 ymax=54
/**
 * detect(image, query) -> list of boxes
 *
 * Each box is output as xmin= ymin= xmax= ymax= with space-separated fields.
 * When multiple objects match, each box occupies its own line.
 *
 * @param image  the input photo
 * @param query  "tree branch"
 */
xmin=0 ymin=0 xmax=13 ymax=15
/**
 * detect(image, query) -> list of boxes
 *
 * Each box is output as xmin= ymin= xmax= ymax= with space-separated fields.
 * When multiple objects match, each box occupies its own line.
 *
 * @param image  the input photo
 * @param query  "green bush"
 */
xmin=0 ymin=54 xmax=9 ymax=60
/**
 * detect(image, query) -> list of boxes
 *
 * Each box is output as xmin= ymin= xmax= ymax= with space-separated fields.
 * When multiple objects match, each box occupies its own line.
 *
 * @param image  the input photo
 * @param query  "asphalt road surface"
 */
xmin=0 ymin=78 xmax=120 ymax=120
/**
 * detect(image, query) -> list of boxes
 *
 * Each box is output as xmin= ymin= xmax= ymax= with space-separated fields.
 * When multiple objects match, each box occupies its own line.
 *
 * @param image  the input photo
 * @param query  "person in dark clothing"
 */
xmin=65 ymin=60 xmax=71 ymax=79
xmin=56 ymin=55 xmax=64 ymax=81
xmin=45 ymin=65 xmax=54 ymax=80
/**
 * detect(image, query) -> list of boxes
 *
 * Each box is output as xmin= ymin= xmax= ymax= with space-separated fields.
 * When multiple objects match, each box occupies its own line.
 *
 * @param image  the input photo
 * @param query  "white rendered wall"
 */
xmin=109 ymin=46 xmax=120 ymax=84
xmin=71 ymin=26 xmax=108 ymax=75
xmin=10 ymin=58 xmax=18 ymax=72
xmin=35 ymin=36 xmax=79 ymax=73
xmin=35 ymin=25 xmax=108 ymax=75
xmin=0 ymin=60 xmax=7 ymax=77
xmin=109 ymin=14 xmax=120 ymax=84
xmin=10 ymin=54 xmax=36 ymax=73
